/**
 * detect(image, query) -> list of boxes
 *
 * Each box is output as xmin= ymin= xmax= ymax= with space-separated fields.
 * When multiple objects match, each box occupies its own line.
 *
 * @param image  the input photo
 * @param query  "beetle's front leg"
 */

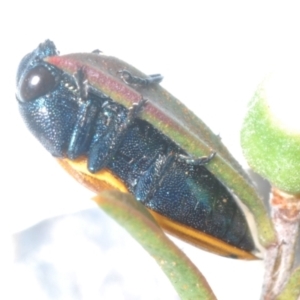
xmin=87 ymin=98 xmax=147 ymax=173
xmin=67 ymin=69 xmax=99 ymax=159
xmin=67 ymin=100 xmax=99 ymax=159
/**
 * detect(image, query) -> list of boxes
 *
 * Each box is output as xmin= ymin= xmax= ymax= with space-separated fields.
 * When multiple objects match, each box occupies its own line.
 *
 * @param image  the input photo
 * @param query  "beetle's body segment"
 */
xmin=16 ymin=41 xmax=256 ymax=258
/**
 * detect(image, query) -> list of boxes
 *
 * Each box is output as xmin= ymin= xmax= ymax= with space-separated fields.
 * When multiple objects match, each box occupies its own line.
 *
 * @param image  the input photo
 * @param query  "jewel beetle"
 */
xmin=16 ymin=40 xmax=257 ymax=260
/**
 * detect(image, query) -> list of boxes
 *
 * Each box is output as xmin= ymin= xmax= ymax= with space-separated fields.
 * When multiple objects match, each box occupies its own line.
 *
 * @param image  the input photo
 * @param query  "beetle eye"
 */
xmin=19 ymin=65 xmax=56 ymax=102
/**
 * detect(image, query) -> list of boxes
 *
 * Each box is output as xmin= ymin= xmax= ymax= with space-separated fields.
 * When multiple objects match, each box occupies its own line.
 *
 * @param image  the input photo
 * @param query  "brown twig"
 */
xmin=262 ymin=188 xmax=300 ymax=299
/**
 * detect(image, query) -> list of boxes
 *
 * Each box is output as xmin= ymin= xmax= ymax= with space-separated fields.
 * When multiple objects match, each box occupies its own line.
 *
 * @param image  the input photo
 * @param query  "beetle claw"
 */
xmin=92 ymin=49 xmax=102 ymax=54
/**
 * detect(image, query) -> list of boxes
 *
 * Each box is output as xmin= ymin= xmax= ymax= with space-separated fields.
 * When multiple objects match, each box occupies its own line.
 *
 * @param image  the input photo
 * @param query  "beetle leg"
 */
xmin=124 ymin=98 xmax=147 ymax=127
xmin=87 ymin=98 xmax=147 ymax=173
xmin=67 ymin=100 xmax=99 ymax=159
xmin=73 ymin=68 xmax=88 ymax=103
xmin=177 ymin=152 xmax=216 ymax=166
xmin=118 ymin=70 xmax=163 ymax=86
xmin=135 ymin=152 xmax=176 ymax=202
xmin=67 ymin=69 xmax=100 ymax=159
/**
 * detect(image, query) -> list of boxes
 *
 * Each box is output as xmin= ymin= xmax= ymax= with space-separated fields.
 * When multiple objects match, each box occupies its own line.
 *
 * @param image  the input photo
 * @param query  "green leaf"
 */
xmin=94 ymin=190 xmax=217 ymax=300
xmin=241 ymin=73 xmax=300 ymax=194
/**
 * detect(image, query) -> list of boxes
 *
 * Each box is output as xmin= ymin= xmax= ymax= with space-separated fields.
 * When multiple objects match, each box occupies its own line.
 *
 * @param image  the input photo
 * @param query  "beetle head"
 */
xmin=16 ymin=40 xmax=80 ymax=157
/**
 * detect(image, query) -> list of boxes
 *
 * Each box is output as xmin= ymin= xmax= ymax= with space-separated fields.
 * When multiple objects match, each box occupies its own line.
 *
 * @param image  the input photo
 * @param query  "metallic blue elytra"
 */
xmin=16 ymin=41 xmax=255 ymax=255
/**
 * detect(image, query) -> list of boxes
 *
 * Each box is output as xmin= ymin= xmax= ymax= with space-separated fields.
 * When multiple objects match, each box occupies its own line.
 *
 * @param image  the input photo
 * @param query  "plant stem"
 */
xmin=262 ymin=188 xmax=300 ymax=299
